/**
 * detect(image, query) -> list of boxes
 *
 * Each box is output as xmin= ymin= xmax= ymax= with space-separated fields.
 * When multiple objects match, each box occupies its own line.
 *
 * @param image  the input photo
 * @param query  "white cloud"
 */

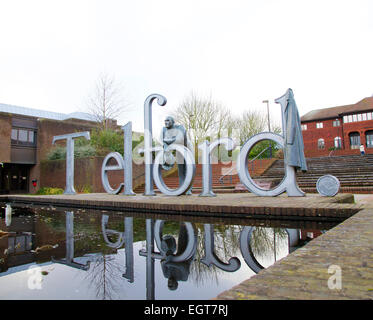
xmin=0 ymin=0 xmax=372 ymax=137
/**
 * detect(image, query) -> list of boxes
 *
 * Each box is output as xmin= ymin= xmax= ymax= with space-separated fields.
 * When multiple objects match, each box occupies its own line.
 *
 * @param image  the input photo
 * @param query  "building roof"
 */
xmin=0 ymin=103 xmax=96 ymax=122
xmin=301 ymin=97 xmax=373 ymax=122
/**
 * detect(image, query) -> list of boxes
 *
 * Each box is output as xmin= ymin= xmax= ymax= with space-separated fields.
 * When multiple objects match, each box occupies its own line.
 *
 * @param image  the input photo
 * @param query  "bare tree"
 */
xmin=86 ymin=73 xmax=131 ymax=130
xmin=238 ymin=110 xmax=267 ymax=145
xmin=171 ymin=91 xmax=222 ymax=162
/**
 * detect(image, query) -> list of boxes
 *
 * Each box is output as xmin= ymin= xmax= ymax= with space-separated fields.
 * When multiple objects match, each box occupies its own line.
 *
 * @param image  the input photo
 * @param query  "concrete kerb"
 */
xmin=216 ymin=204 xmax=373 ymax=300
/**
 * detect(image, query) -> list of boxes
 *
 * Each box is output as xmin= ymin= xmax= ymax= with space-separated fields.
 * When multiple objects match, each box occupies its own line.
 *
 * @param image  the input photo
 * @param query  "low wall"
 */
xmin=40 ymin=157 xmax=145 ymax=193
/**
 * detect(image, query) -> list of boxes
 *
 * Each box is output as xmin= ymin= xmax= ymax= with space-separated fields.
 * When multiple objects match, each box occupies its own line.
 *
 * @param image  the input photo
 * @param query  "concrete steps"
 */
xmin=260 ymin=154 xmax=373 ymax=193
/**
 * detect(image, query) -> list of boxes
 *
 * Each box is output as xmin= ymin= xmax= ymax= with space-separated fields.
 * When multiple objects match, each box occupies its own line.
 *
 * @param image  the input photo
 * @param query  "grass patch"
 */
xmin=35 ymin=187 xmax=64 ymax=195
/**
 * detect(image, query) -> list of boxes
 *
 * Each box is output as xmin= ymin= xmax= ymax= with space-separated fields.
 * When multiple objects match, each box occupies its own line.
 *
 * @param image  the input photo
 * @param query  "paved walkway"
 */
xmin=216 ymin=194 xmax=373 ymax=300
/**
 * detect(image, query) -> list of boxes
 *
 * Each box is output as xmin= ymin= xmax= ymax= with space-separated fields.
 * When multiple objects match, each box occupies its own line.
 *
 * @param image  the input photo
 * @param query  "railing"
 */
xmin=219 ymin=146 xmax=270 ymax=185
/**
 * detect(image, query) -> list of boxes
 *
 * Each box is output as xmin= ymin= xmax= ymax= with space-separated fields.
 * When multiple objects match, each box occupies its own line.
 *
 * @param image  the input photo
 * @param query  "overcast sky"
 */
xmin=1 ymin=0 xmax=372 ymax=136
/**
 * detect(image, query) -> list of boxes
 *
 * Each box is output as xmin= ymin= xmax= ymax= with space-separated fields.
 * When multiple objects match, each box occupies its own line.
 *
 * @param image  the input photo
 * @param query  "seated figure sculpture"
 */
xmin=161 ymin=116 xmax=193 ymax=195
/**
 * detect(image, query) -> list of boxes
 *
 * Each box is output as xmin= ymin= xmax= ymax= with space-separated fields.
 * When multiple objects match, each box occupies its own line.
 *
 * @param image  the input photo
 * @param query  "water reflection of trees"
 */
xmin=84 ymin=245 xmax=125 ymax=300
xmin=186 ymin=224 xmax=288 ymax=287
xmin=250 ymin=227 xmax=288 ymax=262
xmin=185 ymin=224 xmax=242 ymax=287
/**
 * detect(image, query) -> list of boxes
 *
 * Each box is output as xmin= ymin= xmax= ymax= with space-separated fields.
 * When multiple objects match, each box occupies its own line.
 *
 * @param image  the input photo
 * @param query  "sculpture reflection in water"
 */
xmin=101 ymin=215 xmax=134 ymax=283
xmin=55 ymin=211 xmax=306 ymax=300
xmin=52 ymin=211 xmax=90 ymax=270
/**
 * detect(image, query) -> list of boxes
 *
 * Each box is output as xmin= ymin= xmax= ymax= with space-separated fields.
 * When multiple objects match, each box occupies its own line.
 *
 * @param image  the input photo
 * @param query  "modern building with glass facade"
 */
xmin=300 ymin=97 xmax=373 ymax=157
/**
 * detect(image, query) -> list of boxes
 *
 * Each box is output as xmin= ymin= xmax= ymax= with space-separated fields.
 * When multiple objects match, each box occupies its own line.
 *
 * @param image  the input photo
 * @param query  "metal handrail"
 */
xmin=219 ymin=146 xmax=270 ymax=184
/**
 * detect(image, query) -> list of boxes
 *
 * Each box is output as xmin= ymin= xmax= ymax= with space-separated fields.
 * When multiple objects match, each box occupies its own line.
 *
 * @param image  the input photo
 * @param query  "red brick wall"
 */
xmin=302 ymin=117 xmax=373 ymax=157
xmin=0 ymin=113 xmax=11 ymax=163
xmin=40 ymin=157 xmax=145 ymax=193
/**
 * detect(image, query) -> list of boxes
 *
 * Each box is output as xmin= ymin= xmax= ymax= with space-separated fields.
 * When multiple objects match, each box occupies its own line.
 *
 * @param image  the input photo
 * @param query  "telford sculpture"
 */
xmin=55 ymin=89 xmax=319 ymax=198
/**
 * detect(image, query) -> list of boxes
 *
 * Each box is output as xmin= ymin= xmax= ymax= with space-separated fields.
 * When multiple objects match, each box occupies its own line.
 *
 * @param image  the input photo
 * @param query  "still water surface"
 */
xmin=0 ymin=204 xmax=336 ymax=300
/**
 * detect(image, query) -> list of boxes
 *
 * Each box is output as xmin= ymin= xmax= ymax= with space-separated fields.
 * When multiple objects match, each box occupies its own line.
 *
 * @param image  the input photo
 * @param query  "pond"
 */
xmin=0 ymin=203 xmax=337 ymax=300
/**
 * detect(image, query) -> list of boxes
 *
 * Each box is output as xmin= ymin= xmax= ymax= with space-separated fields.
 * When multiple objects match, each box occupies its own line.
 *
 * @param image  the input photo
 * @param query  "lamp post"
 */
xmin=262 ymin=100 xmax=272 ymax=158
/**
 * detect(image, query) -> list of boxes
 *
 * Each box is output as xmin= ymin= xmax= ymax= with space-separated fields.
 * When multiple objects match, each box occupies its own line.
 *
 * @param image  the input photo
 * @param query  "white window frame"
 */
xmin=317 ymin=138 xmax=325 ymax=149
xmin=334 ymin=136 xmax=342 ymax=149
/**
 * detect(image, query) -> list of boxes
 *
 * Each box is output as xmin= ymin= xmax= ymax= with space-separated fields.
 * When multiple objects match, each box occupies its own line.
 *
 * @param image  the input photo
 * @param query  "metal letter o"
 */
xmin=153 ymin=144 xmax=195 ymax=196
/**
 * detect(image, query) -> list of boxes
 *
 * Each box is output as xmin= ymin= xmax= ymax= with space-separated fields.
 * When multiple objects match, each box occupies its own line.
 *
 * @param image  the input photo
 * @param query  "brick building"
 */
xmin=300 ymin=97 xmax=373 ymax=157
xmin=0 ymin=103 xmax=106 ymax=194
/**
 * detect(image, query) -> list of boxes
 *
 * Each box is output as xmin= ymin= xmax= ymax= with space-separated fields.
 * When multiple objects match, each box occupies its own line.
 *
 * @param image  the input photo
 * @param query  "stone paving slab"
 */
xmin=216 ymin=207 xmax=373 ymax=300
xmin=0 ymin=192 xmax=360 ymax=221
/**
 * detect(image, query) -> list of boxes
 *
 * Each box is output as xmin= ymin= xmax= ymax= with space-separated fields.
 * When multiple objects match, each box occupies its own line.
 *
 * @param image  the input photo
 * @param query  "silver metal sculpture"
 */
xmin=198 ymin=138 xmax=235 ymax=197
xmin=316 ymin=174 xmax=340 ymax=196
xmin=101 ymin=122 xmax=135 ymax=195
xmin=52 ymin=131 xmax=90 ymax=195
xmin=161 ymin=116 xmax=194 ymax=195
xmin=143 ymin=94 xmax=167 ymax=196
xmin=277 ymin=88 xmax=307 ymax=173
xmin=101 ymin=152 xmax=125 ymax=194
xmin=122 ymin=122 xmax=136 ymax=195
xmin=153 ymin=143 xmax=195 ymax=196
xmin=237 ymin=88 xmax=306 ymax=197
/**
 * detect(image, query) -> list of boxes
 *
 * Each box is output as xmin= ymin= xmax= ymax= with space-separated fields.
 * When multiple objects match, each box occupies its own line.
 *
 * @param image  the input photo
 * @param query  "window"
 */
xmin=349 ymin=132 xmax=360 ymax=149
xmin=366 ymin=131 xmax=373 ymax=148
xmin=334 ymin=137 xmax=342 ymax=149
xmin=316 ymin=122 xmax=323 ymax=129
xmin=348 ymin=115 xmax=353 ymax=122
xmin=343 ymin=116 xmax=348 ymax=123
xmin=368 ymin=113 xmax=372 ymax=121
xmin=10 ymin=128 xmax=36 ymax=146
xmin=362 ymin=113 xmax=367 ymax=121
xmin=28 ymin=131 xmax=34 ymax=143
xmin=318 ymin=138 xmax=325 ymax=150
xmin=301 ymin=124 xmax=307 ymax=131
xmin=357 ymin=114 xmax=362 ymax=122
xmin=11 ymin=129 xmax=18 ymax=141
xmin=353 ymin=114 xmax=357 ymax=122
xmin=333 ymin=119 xmax=340 ymax=127
xmin=18 ymin=129 xmax=28 ymax=142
